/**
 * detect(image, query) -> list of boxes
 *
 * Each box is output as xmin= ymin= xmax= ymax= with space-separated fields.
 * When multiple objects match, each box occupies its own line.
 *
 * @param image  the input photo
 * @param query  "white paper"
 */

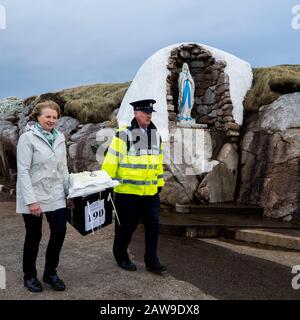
xmin=85 ymin=199 xmax=105 ymax=232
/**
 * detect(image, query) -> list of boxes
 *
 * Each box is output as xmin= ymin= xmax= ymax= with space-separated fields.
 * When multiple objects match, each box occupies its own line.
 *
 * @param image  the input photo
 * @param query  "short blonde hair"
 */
xmin=31 ymin=100 xmax=61 ymax=121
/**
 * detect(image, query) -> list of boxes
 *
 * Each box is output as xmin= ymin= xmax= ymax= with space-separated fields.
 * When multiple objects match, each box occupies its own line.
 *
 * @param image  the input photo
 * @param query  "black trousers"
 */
xmin=22 ymin=208 xmax=67 ymax=280
xmin=113 ymin=193 xmax=160 ymax=266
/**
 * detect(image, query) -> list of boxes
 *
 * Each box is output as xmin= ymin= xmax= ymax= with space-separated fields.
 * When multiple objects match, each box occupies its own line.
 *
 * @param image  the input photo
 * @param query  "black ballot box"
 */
xmin=67 ymin=188 xmax=113 ymax=236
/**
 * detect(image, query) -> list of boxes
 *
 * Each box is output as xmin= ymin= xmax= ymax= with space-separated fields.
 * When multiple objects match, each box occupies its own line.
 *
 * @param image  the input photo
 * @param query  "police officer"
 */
xmin=102 ymin=99 xmax=166 ymax=274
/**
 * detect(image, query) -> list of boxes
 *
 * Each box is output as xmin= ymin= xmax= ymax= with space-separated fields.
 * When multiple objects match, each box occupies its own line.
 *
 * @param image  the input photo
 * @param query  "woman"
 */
xmin=16 ymin=100 xmax=69 ymax=292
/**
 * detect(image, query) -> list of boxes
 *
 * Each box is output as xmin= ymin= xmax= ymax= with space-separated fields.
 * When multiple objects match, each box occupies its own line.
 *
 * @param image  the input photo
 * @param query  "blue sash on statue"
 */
xmin=180 ymin=79 xmax=191 ymax=109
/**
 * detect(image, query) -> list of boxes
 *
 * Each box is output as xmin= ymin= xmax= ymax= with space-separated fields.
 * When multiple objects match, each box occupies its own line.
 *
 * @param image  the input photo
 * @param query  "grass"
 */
xmin=244 ymin=65 xmax=300 ymax=112
xmin=26 ymin=64 xmax=300 ymax=122
xmin=30 ymin=82 xmax=131 ymax=124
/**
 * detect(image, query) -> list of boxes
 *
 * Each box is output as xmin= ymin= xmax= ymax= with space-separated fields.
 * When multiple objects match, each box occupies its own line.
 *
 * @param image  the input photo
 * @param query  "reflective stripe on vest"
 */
xmin=116 ymin=178 xmax=158 ymax=186
xmin=127 ymin=149 xmax=161 ymax=156
xmin=119 ymin=164 xmax=158 ymax=170
xmin=107 ymin=147 xmax=123 ymax=159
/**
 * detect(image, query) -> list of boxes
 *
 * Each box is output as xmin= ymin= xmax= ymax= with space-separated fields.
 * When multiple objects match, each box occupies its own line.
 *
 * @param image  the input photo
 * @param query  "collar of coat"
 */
xmin=25 ymin=124 xmax=65 ymax=147
xmin=128 ymin=117 xmax=157 ymax=134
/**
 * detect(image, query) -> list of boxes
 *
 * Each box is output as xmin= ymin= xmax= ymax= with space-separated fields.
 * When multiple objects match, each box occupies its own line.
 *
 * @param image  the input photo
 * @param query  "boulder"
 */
xmin=68 ymin=124 xmax=113 ymax=173
xmin=17 ymin=105 xmax=34 ymax=135
xmin=239 ymin=93 xmax=300 ymax=220
xmin=0 ymin=97 xmax=23 ymax=114
xmin=160 ymin=171 xmax=196 ymax=205
xmin=56 ymin=116 xmax=80 ymax=140
xmin=196 ymin=162 xmax=236 ymax=203
xmin=0 ymin=121 xmax=18 ymax=182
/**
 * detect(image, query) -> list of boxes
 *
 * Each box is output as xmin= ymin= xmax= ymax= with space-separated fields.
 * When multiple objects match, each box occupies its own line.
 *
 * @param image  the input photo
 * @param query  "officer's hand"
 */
xmin=28 ymin=203 xmax=42 ymax=217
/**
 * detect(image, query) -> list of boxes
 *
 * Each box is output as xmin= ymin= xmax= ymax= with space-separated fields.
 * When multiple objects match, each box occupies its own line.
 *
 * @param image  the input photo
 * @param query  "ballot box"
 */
xmin=67 ymin=188 xmax=113 ymax=236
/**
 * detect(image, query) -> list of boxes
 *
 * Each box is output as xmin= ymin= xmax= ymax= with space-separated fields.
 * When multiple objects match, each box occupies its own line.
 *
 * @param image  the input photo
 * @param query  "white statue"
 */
xmin=177 ymin=63 xmax=195 ymax=124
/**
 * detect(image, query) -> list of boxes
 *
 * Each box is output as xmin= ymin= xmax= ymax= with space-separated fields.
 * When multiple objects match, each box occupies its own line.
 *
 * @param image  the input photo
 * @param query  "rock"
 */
xmin=160 ymin=171 xmax=198 ymax=205
xmin=259 ymin=93 xmax=300 ymax=131
xmin=23 ymin=96 xmax=38 ymax=106
xmin=70 ymin=123 xmax=105 ymax=142
xmin=17 ymin=105 xmax=34 ymax=134
xmin=196 ymin=162 xmax=236 ymax=203
xmin=0 ymin=97 xmax=23 ymax=114
xmin=0 ymin=121 xmax=18 ymax=182
xmin=225 ymin=122 xmax=241 ymax=131
xmin=179 ymin=50 xmax=190 ymax=59
xmin=208 ymin=110 xmax=218 ymax=118
xmin=217 ymin=84 xmax=230 ymax=95
xmin=190 ymin=61 xmax=205 ymax=68
xmin=214 ymin=121 xmax=223 ymax=129
xmin=239 ymin=93 xmax=300 ymax=219
xmin=221 ymin=104 xmax=233 ymax=110
xmin=223 ymin=116 xmax=234 ymax=122
xmin=222 ymin=97 xmax=232 ymax=105
xmin=168 ymin=112 xmax=177 ymax=121
xmin=195 ymin=73 xmax=206 ymax=82
xmin=223 ymin=110 xmax=233 ymax=117
xmin=214 ymin=61 xmax=227 ymax=70
xmin=197 ymin=53 xmax=211 ymax=60
xmin=68 ymin=131 xmax=100 ymax=173
xmin=216 ymin=143 xmax=238 ymax=174
xmin=226 ymin=130 xmax=240 ymax=137
xmin=56 ymin=116 xmax=80 ymax=139
xmin=68 ymin=125 xmax=114 ymax=173
xmin=191 ymin=48 xmax=201 ymax=54
xmin=95 ymin=127 xmax=116 ymax=167
xmin=203 ymin=88 xmax=217 ymax=105
xmin=195 ymin=97 xmax=203 ymax=105
xmin=0 ymin=111 xmax=19 ymax=124
xmin=196 ymin=105 xmax=209 ymax=115
xmin=217 ymin=72 xmax=229 ymax=85
xmin=160 ymin=127 xmax=224 ymax=206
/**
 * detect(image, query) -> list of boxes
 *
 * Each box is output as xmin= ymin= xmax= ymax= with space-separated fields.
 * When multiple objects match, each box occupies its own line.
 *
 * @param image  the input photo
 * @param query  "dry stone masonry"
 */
xmin=166 ymin=44 xmax=240 ymax=142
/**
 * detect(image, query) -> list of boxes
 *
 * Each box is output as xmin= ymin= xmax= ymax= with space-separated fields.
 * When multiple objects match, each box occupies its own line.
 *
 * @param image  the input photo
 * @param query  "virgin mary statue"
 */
xmin=176 ymin=63 xmax=195 ymax=123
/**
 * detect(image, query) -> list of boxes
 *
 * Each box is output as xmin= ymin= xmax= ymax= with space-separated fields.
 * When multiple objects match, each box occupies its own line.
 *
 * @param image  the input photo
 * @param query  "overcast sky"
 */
xmin=0 ymin=0 xmax=299 ymax=99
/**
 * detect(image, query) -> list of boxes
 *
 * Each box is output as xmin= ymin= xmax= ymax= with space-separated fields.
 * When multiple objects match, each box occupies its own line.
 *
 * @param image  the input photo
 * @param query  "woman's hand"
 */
xmin=28 ymin=202 xmax=42 ymax=217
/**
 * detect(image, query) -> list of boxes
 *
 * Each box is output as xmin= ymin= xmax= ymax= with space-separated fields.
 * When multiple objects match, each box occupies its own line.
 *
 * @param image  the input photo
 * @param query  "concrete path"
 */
xmin=0 ymin=198 xmax=211 ymax=300
xmin=0 ymin=195 xmax=300 ymax=300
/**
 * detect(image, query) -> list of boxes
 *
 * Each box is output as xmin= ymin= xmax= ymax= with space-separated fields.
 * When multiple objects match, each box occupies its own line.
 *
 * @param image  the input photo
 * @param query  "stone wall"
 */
xmin=166 ymin=44 xmax=240 ymax=142
xmin=161 ymin=44 xmax=241 ymax=204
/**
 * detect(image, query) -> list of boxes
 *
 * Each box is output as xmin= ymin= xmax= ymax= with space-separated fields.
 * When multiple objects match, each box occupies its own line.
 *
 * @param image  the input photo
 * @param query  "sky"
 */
xmin=0 ymin=0 xmax=299 ymax=99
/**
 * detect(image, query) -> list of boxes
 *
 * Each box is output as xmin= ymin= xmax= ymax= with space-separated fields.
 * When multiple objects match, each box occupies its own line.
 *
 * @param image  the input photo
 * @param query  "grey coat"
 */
xmin=16 ymin=125 xmax=69 ymax=214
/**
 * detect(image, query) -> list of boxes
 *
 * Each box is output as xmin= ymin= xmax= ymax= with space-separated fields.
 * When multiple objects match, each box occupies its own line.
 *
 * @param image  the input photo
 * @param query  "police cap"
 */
xmin=130 ymin=99 xmax=156 ymax=113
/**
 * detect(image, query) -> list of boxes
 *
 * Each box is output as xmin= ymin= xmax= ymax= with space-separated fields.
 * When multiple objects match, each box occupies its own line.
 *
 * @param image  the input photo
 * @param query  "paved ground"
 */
xmin=0 ymin=194 xmax=300 ymax=300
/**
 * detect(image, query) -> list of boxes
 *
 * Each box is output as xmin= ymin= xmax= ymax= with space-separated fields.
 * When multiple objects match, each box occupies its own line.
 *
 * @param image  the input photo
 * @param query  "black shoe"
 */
xmin=118 ymin=260 xmax=137 ymax=271
xmin=146 ymin=262 xmax=167 ymax=274
xmin=24 ymin=277 xmax=42 ymax=293
xmin=43 ymin=274 xmax=66 ymax=291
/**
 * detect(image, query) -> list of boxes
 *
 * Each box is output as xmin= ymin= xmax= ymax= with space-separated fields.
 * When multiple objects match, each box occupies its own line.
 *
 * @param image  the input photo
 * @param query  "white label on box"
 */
xmin=85 ymin=199 xmax=105 ymax=231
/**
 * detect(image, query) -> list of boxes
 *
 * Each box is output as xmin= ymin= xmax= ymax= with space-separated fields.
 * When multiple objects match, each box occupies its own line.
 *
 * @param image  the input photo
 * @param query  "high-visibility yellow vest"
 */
xmin=102 ymin=119 xmax=164 ymax=196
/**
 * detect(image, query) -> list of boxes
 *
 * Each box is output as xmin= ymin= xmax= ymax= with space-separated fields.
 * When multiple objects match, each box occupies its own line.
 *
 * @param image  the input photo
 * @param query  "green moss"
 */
xmin=244 ymin=65 xmax=300 ymax=113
